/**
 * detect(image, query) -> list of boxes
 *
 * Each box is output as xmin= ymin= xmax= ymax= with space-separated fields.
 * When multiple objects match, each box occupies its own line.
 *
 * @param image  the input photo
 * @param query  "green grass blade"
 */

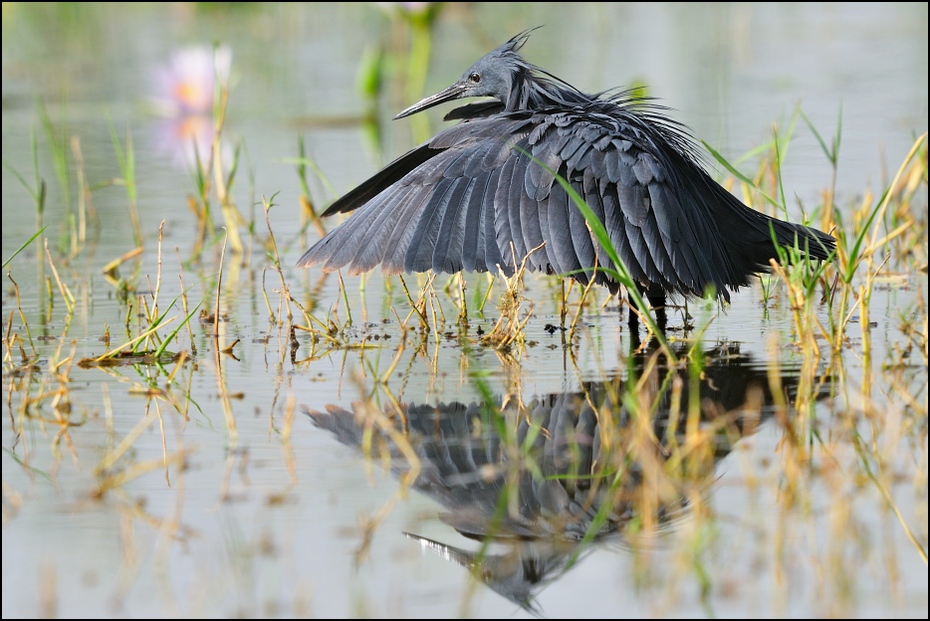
xmin=2 ymin=226 xmax=49 ymax=269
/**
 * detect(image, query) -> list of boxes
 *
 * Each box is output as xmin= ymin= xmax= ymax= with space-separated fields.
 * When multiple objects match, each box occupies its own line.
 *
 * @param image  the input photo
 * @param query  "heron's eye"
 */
xmin=469 ymin=73 xmax=480 ymax=83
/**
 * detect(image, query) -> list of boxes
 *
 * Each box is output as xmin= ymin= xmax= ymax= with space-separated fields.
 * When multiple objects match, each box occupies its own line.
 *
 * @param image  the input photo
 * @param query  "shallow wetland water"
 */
xmin=2 ymin=3 xmax=928 ymax=618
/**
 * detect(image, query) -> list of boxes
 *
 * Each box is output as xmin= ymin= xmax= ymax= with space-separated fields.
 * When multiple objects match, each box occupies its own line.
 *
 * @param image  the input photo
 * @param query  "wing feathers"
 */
xmin=299 ymin=105 xmax=834 ymax=302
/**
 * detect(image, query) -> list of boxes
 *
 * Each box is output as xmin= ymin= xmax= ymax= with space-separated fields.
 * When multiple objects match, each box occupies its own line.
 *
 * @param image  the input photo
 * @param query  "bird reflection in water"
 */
xmin=305 ymin=342 xmax=828 ymax=613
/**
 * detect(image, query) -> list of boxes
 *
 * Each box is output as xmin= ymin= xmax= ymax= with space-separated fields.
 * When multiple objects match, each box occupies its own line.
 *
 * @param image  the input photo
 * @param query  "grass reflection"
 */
xmin=306 ymin=340 xmax=829 ymax=613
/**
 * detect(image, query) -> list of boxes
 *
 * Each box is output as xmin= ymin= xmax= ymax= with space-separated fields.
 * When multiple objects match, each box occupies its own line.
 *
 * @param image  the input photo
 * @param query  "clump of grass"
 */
xmin=260 ymin=192 xmax=392 ymax=366
xmin=708 ymin=107 xmax=927 ymax=364
xmin=479 ymin=247 xmax=539 ymax=351
xmin=826 ymin=134 xmax=927 ymax=348
xmin=78 ymin=221 xmax=200 ymax=369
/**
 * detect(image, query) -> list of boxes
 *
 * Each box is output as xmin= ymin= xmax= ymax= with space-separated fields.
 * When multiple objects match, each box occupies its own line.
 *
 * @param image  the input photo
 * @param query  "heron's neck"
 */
xmin=506 ymin=72 xmax=592 ymax=112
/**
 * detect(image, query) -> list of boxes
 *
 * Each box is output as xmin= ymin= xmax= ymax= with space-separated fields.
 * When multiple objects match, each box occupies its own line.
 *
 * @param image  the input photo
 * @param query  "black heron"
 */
xmin=297 ymin=30 xmax=835 ymax=320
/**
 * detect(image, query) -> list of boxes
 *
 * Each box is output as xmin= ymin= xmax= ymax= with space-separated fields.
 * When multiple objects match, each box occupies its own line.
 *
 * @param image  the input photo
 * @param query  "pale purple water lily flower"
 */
xmin=150 ymin=45 xmax=233 ymax=170
xmin=152 ymin=44 xmax=233 ymax=117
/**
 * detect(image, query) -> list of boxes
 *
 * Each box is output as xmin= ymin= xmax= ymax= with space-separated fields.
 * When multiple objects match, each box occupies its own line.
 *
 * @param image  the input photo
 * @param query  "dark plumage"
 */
xmin=297 ymin=30 xmax=835 ymax=309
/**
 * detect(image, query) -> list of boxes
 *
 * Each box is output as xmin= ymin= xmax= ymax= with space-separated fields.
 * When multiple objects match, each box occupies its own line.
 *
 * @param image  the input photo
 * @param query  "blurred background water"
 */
xmin=2 ymin=3 xmax=927 ymax=618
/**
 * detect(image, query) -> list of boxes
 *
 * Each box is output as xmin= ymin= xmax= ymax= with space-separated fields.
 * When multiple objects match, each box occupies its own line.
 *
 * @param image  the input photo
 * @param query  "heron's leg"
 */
xmin=627 ymin=288 xmax=642 ymax=328
xmin=629 ymin=284 xmax=667 ymax=332
xmin=627 ymin=284 xmax=666 ymax=339
xmin=644 ymin=284 xmax=667 ymax=330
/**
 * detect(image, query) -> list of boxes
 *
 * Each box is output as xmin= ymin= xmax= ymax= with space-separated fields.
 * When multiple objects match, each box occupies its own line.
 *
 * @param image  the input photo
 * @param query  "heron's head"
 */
xmin=394 ymin=29 xmax=537 ymax=120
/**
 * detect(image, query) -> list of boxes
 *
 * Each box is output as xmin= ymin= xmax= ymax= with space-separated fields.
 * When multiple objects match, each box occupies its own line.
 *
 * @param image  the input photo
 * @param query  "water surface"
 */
xmin=2 ymin=3 xmax=927 ymax=618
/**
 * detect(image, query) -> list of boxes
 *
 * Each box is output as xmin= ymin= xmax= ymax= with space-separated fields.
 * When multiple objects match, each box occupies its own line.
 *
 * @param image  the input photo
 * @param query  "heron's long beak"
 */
xmin=394 ymin=81 xmax=468 ymax=120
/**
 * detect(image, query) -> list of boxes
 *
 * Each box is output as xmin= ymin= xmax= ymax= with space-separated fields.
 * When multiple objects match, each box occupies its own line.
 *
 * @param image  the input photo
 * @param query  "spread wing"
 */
xmin=296 ymin=106 xmax=833 ymax=302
